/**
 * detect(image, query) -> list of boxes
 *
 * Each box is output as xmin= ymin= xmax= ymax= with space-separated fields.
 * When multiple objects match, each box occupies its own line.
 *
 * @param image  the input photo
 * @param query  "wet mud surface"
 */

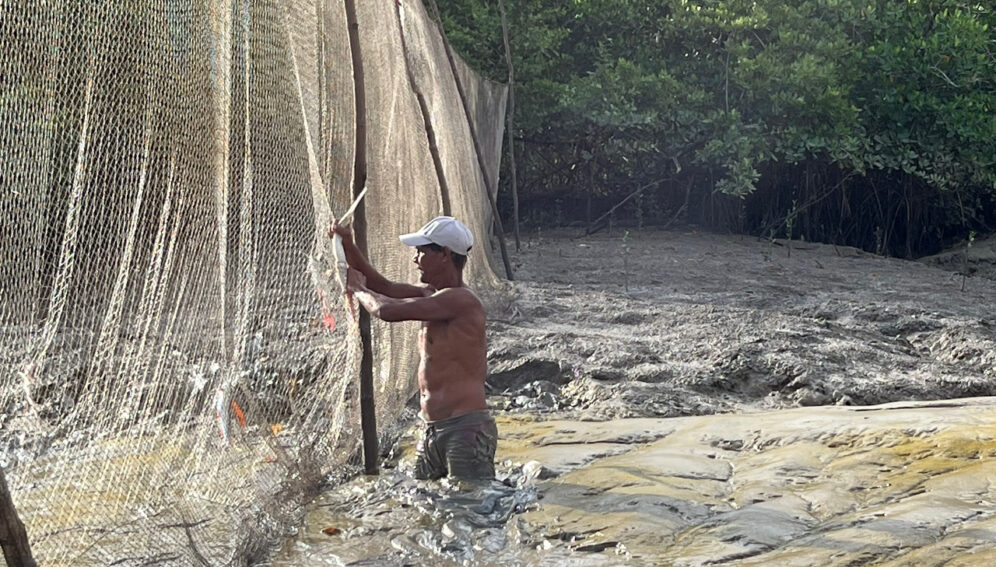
xmin=266 ymin=228 xmax=996 ymax=566
xmin=490 ymin=228 xmax=996 ymax=418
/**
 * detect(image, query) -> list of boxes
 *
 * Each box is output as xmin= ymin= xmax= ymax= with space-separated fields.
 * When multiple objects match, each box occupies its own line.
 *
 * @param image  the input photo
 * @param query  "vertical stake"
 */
xmin=344 ymin=0 xmax=377 ymax=475
xmin=1 ymin=467 xmax=37 ymax=567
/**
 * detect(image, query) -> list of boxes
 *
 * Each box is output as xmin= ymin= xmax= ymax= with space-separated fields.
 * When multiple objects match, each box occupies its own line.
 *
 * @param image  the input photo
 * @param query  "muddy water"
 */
xmin=261 ymin=472 xmax=545 ymax=566
xmin=266 ymin=399 xmax=996 ymax=566
xmin=262 ymin=416 xmax=624 ymax=566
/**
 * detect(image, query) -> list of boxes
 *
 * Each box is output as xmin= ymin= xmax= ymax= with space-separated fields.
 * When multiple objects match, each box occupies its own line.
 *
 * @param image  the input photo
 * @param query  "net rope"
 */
xmin=0 ymin=0 xmax=508 ymax=563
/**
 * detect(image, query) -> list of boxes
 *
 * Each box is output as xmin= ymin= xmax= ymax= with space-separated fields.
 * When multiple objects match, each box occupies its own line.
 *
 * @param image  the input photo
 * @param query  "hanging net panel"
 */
xmin=0 ymin=0 xmax=508 ymax=563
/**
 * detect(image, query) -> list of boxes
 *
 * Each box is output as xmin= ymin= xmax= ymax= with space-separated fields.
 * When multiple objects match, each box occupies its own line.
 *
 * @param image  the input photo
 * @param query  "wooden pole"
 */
xmin=0 ymin=467 xmax=37 ymax=567
xmin=394 ymin=0 xmax=452 ymax=215
xmin=343 ymin=0 xmax=378 ymax=475
xmin=497 ymin=0 xmax=520 ymax=251
xmin=425 ymin=0 xmax=514 ymax=280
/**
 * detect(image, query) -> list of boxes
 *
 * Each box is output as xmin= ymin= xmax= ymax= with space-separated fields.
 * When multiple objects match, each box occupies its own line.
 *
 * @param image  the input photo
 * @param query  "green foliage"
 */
xmin=853 ymin=1 xmax=996 ymax=191
xmin=433 ymin=0 xmax=996 ymax=255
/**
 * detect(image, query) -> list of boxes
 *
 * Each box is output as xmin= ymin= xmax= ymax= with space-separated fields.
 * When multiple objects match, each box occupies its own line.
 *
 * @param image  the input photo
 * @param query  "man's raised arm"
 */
xmin=330 ymin=221 xmax=427 ymax=299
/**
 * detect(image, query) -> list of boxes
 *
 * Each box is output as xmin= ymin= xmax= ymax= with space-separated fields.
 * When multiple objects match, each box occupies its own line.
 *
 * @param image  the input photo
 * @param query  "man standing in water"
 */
xmin=329 ymin=216 xmax=496 ymax=481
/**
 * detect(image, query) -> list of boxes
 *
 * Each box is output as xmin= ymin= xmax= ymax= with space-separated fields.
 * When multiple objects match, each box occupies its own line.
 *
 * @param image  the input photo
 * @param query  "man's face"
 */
xmin=413 ymin=244 xmax=445 ymax=283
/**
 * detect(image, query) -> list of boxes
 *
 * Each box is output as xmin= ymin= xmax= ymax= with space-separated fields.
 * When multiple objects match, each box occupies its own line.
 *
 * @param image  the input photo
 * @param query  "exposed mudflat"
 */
xmin=489 ymin=228 xmax=996 ymax=418
xmin=267 ymin=228 xmax=996 ymax=566
xmin=497 ymin=400 xmax=996 ymax=566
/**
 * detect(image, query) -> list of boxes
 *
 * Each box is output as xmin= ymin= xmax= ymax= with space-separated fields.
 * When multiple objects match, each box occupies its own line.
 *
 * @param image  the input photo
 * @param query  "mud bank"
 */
xmin=489 ymin=228 xmax=996 ymax=418
xmin=498 ymin=399 xmax=996 ymax=566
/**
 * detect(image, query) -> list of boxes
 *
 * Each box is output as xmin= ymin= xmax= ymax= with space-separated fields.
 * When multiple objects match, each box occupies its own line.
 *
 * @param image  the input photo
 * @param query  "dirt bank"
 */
xmin=489 ymin=228 xmax=996 ymax=419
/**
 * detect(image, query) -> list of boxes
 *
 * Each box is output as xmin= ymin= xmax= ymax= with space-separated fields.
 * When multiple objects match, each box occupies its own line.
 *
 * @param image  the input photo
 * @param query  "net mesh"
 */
xmin=0 ymin=0 xmax=508 ymax=563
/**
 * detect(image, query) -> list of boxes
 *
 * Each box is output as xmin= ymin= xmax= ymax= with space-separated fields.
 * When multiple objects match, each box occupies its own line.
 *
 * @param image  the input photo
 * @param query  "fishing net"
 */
xmin=0 ymin=0 xmax=508 ymax=564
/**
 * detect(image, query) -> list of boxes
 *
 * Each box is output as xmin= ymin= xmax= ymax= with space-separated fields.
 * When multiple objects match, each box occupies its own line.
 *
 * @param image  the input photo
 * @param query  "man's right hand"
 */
xmin=329 ymin=220 xmax=354 ymax=243
xmin=346 ymin=267 xmax=367 ymax=292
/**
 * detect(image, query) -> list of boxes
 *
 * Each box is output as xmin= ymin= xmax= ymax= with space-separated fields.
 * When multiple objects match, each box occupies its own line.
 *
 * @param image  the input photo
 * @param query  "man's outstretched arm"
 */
xmin=352 ymin=289 xmax=469 ymax=322
xmin=348 ymin=270 xmax=469 ymax=322
xmin=330 ymin=221 xmax=427 ymax=298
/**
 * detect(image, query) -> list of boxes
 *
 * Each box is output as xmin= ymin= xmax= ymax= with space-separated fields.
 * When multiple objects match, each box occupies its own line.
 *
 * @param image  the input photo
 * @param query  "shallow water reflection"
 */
xmin=263 ymin=459 xmax=546 ymax=566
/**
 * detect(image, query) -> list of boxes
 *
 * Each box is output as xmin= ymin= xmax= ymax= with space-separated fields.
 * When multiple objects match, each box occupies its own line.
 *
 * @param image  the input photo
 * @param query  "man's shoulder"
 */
xmin=431 ymin=285 xmax=479 ymax=299
xmin=413 ymin=282 xmax=435 ymax=297
xmin=431 ymin=285 xmax=484 ymax=310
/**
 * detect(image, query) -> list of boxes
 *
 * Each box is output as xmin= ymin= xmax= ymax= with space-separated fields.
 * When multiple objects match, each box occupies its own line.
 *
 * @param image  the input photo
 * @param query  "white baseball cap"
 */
xmin=399 ymin=216 xmax=474 ymax=255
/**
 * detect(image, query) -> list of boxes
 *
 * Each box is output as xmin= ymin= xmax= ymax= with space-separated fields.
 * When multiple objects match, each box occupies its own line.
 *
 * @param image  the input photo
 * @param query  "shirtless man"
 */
xmin=329 ymin=216 xmax=496 ymax=481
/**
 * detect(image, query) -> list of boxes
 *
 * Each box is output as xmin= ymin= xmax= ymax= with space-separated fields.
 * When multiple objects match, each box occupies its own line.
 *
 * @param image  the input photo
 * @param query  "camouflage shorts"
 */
xmin=415 ymin=410 xmax=497 ymax=481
